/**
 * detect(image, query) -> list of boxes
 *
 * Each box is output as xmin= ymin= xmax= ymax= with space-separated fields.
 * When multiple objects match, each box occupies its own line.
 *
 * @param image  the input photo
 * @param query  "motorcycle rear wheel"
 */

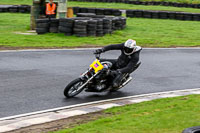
xmin=64 ymin=78 xmax=85 ymax=98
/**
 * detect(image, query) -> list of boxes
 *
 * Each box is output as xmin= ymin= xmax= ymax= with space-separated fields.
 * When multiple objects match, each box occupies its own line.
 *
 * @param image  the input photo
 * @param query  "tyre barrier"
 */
xmin=36 ymin=14 xmax=127 ymax=37
xmin=36 ymin=19 xmax=50 ymax=34
xmin=73 ymin=7 xmax=122 ymax=16
xmin=126 ymin=10 xmax=200 ymax=21
xmin=0 ymin=5 xmax=122 ymax=16
xmin=69 ymin=0 xmax=200 ymax=9
xmin=59 ymin=18 xmax=74 ymax=36
xmin=0 ymin=5 xmax=30 ymax=13
xmin=182 ymin=126 xmax=200 ymax=133
xmin=49 ymin=18 xmax=59 ymax=33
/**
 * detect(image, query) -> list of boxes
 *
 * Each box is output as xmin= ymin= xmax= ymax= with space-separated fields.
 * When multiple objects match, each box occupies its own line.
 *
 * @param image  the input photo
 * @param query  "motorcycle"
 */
xmin=64 ymin=53 xmax=141 ymax=98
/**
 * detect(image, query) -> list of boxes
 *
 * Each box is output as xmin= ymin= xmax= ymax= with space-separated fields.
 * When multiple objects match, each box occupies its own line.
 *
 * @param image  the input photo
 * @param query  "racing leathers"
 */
xmin=97 ymin=43 xmax=142 ymax=88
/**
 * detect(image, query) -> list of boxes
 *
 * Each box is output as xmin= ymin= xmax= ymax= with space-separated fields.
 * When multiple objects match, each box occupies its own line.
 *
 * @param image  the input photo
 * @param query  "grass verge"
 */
xmin=0 ymin=0 xmax=31 ymax=5
xmin=133 ymin=0 xmax=200 ymax=4
xmin=52 ymin=95 xmax=200 ymax=133
xmin=68 ymin=1 xmax=200 ymax=13
xmin=1 ymin=13 xmax=200 ymax=48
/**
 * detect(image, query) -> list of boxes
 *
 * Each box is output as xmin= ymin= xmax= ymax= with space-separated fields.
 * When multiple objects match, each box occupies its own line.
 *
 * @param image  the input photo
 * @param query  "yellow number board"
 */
xmin=90 ymin=59 xmax=104 ymax=73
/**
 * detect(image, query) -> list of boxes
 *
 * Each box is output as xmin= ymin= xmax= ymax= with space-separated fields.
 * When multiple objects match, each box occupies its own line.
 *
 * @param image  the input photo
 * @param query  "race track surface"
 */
xmin=0 ymin=48 xmax=199 ymax=118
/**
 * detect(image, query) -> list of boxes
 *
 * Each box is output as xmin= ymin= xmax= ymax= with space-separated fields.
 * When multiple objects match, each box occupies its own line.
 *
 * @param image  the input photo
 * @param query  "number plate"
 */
xmin=90 ymin=59 xmax=104 ymax=73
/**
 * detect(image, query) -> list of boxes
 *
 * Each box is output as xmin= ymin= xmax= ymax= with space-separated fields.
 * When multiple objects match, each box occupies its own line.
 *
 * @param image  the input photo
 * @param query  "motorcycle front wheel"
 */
xmin=64 ymin=78 xmax=85 ymax=98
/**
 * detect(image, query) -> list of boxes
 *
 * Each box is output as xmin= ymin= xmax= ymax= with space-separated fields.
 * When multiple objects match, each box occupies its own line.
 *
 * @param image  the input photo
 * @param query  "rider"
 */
xmin=94 ymin=39 xmax=142 ymax=88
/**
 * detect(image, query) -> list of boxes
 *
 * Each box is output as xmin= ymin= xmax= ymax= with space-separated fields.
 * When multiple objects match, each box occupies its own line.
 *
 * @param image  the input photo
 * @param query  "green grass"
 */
xmin=136 ymin=0 xmax=200 ymax=4
xmin=0 ymin=0 xmax=31 ymax=5
xmin=52 ymin=95 xmax=200 ymax=133
xmin=1 ymin=0 xmax=200 ymax=13
xmin=1 ymin=13 xmax=200 ymax=48
xmin=68 ymin=1 xmax=200 ymax=13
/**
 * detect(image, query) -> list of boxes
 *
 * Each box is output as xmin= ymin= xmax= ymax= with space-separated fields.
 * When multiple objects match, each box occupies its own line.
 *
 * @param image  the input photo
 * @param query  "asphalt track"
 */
xmin=0 ymin=48 xmax=200 ymax=118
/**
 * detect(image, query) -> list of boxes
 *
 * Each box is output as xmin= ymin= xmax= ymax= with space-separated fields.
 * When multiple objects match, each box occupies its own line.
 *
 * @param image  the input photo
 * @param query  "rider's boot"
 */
xmin=112 ymin=73 xmax=123 ymax=88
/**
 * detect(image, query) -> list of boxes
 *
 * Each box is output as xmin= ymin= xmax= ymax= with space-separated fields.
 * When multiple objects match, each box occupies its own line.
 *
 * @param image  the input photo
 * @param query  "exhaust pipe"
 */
xmin=118 ymin=77 xmax=133 ymax=88
xmin=122 ymin=77 xmax=132 ymax=86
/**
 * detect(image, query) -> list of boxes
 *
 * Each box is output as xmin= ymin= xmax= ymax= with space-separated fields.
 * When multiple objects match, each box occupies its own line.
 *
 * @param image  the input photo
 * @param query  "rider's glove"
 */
xmin=94 ymin=48 xmax=104 ymax=54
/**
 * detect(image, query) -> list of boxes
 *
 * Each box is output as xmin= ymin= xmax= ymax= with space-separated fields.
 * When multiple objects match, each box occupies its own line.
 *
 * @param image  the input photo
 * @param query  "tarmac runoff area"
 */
xmin=0 ymin=88 xmax=200 ymax=133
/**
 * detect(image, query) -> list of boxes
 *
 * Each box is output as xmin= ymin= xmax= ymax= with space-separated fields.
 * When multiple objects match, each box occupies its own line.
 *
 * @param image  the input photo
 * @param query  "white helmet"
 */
xmin=124 ymin=39 xmax=137 ymax=55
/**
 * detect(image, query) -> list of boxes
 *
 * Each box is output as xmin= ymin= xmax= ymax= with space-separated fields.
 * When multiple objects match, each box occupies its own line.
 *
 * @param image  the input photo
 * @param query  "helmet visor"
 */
xmin=124 ymin=47 xmax=134 ymax=54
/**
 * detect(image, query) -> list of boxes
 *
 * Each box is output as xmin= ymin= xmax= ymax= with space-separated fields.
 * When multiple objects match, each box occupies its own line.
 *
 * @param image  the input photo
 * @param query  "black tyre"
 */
xmin=87 ymin=8 xmax=96 ymax=13
xmin=59 ymin=22 xmax=73 ymax=27
xmin=74 ymin=25 xmax=87 ymax=29
xmin=103 ymin=25 xmax=112 ymax=29
xmin=88 ymin=20 xmax=97 ymax=24
xmin=64 ymin=33 xmax=72 ymax=36
xmin=36 ymin=23 xmax=49 ymax=28
xmin=36 ymin=28 xmax=48 ymax=34
xmin=87 ymin=28 xmax=97 ymax=31
xmin=75 ymin=34 xmax=87 ymax=37
xmin=77 ymin=13 xmax=96 ymax=17
xmin=58 ymin=26 xmax=72 ymax=33
xmin=88 ymin=31 xmax=96 ymax=34
xmin=49 ymin=27 xmax=58 ymax=33
xmin=49 ymin=18 xmax=59 ymax=23
xmin=36 ymin=19 xmax=49 ymax=23
xmin=64 ymin=78 xmax=85 ymax=98
xmin=9 ymin=9 xmax=18 ymax=13
xmin=50 ymin=23 xmax=58 ymax=27
xmin=74 ymin=31 xmax=87 ymax=34
xmin=97 ymin=25 xmax=103 ymax=29
xmin=73 ymin=28 xmax=87 ymax=32
xmin=74 ymin=20 xmax=88 ymax=25
xmin=182 ymin=126 xmax=200 ymax=133
xmin=59 ymin=18 xmax=74 ymax=23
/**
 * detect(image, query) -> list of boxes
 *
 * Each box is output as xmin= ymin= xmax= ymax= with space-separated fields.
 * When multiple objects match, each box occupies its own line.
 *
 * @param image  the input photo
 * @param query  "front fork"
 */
xmin=79 ymin=68 xmax=100 ymax=90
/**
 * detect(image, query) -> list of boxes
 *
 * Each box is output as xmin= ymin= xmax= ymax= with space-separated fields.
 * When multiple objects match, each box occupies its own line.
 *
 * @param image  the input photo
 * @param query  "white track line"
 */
xmin=0 ymin=88 xmax=199 ymax=121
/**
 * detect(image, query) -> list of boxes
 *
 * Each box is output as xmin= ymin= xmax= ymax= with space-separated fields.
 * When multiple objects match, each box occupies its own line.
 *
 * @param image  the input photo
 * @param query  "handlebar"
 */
xmin=94 ymin=53 xmax=101 ymax=60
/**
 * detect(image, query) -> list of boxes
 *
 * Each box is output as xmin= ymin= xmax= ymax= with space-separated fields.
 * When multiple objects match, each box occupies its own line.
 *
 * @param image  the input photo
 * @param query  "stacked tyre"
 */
xmin=193 ymin=13 xmax=200 ymax=21
xmin=18 ymin=5 xmax=30 ymax=13
xmin=0 ymin=5 xmax=11 ymax=12
xmin=96 ymin=9 xmax=104 ymax=15
xmin=103 ymin=18 xmax=112 ymax=35
xmin=9 ymin=5 xmax=18 ymax=13
xmin=105 ymin=16 xmax=116 ymax=31
xmin=168 ymin=11 xmax=176 ymax=19
xmin=151 ymin=11 xmax=160 ymax=19
xmin=112 ymin=9 xmax=122 ymax=16
xmin=158 ymin=11 xmax=168 ymax=19
xmin=74 ymin=20 xmax=88 ymax=37
xmin=79 ymin=7 xmax=88 ymax=13
xmin=77 ymin=13 xmax=96 ymax=17
xmin=0 ymin=7 xmax=7 ymax=12
xmin=87 ymin=8 xmax=96 ymax=14
xmin=115 ymin=17 xmax=126 ymax=30
xmin=73 ymin=7 xmax=80 ymax=15
xmin=104 ymin=9 xmax=113 ymax=15
xmin=87 ymin=20 xmax=97 ymax=36
xmin=121 ymin=17 xmax=127 ymax=29
xmin=95 ymin=19 xmax=104 ymax=37
xmin=59 ymin=18 xmax=74 ymax=36
xmin=36 ymin=19 xmax=49 ymax=34
xmin=126 ymin=10 xmax=134 ymax=18
xmin=49 ymin=18 xmax=59 ymax=33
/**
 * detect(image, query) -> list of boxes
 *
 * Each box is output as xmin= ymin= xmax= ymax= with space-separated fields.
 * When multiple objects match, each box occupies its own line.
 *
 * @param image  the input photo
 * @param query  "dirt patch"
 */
xmin=7 ymin=111 xmax=112 ymax=133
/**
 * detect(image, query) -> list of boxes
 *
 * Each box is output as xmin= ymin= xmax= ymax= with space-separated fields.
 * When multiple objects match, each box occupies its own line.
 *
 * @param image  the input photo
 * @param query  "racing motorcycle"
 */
xmin=64 ymin=53 xmax=141 ymax=98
